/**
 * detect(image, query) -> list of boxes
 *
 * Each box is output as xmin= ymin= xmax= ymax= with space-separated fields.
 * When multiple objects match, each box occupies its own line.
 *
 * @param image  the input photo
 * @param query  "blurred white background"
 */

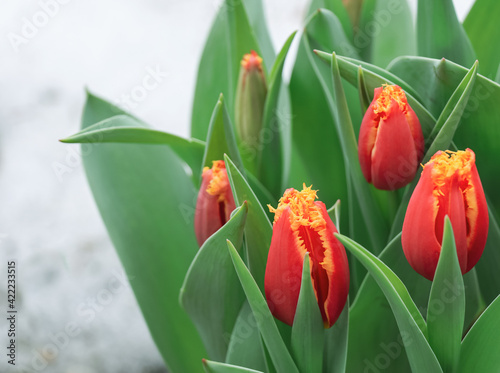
xmin=0 ymin=0 xmax=474 ymax=372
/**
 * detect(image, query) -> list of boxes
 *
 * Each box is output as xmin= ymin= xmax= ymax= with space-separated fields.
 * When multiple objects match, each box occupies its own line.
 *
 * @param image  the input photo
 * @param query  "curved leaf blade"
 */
xmin=61 ymin=114 xmax=205 ymax=184
xmin=291 ymin=253 xmax=324 ymax=373
xmin=225 ymin=302 xmax=268 ymax=372
xmin=336 ymin=233 xmax=442 ymax=373
xmin=464 ymin=0 xmax=500 ymax=79
xmin=427 ymin=217 xmax=465 ymax=372
xmin=180 ymin=204 xmax=248 ymax=361
xmin=327 ymin=52 xmax=389 ymax=252
xmin=226 ymin=240 xmax=299 ymax=373
xmin=225 ymin=155 xmax=272 ymax=292
xmin=80 ymin=92 xmax=207 ymax=373
xmin=203 ymin=95 xmax=244 ymax=172
xmin=257 ymin=31 xmax=297 ymax=198
xmin=370 ymin=0 xmax=415 ymax=68
xmin=347 ymin=233 xmax=431 ymax=372
xmin=459 ymin=295 xmax=500 ymax=373
xmin=417 ymin=0 xmax=476 ymax=67
xmin=323 ymin=302 xmax=348 ymax=373
xmin=203 ymin=360 xmax=264 ymax=373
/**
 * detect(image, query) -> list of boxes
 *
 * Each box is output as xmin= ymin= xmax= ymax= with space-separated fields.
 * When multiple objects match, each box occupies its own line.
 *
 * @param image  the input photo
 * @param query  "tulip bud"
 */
xmin=235 ymin=50 xmax=267 ymax=151
xmin=402 ymin=149 xmax=489 ymax=280
xmin=358 ymin=84 xmax=424 ymax=190
xmin=194 ymin=160 xmax=236 ymax=246
xmin=265 ymin=185 xmax=349 ymax=328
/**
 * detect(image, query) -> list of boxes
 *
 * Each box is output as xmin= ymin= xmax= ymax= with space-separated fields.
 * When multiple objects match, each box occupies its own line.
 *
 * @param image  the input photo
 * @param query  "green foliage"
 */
xmin=291 ymin=254 xmax=324 ymax=373
xmin=180 ymin=204 xmax=248 ymax=361
xmin=78 ymin=92 xmax=207 ymax=373
xmin=64 ymin=1 xmax=500 ymax=372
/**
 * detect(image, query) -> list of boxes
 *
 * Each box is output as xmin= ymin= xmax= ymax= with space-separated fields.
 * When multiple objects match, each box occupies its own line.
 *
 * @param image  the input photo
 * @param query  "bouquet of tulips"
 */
xmin=61 ymin=0 xmax=500 ymax=372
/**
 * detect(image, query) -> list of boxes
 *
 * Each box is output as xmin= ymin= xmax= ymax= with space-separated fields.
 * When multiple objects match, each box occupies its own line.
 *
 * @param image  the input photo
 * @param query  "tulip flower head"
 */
xmin=265 ymin=185 xmax=349 ymax=328
xmin=194 ymin=160 xmax=236 ymax=246
xmin=402 ymin=149 xmax=489 ymax=280
xmin=358 ymin=84 xmax=424 ymax=190
xmin=235 ymin=50 xmax=267 ymax=151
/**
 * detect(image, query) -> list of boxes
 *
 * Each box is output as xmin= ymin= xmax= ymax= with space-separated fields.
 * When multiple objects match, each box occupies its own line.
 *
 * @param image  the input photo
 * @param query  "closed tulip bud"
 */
xmin=265 ymin=185 xmax=349 ymax=328
xmin=235 ymin=50 xmax=267 ymax=150
xmin=402 ymin=149 xmax=489 ymax=280
xmin=358 ymin=84 xmax=424 ymax=190
xmin=194 ymin=160 xmax=236 ymax=246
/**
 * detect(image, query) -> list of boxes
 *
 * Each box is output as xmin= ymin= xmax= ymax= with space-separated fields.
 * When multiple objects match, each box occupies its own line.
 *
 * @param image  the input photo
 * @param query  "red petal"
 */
xmin=434 ymin=173 xmax=468 ymax=274
xmin=370 ymin=98 xmax=418 ymax=190
xmin=405 ymin=105 xmax=425 ymax=162
xmin=464 ymin=154 xmax=489 ymax=271
xmin=265 ymin=207 xmax=305 ymax=326
xmin=402 ymin=165 xmax=442 ymax=280
xmin=358 ymin=107 xmax=378 ymax=184
xmin=316 ymin=202 xmax=349 ymax=328
xmin=194 ymin=170 xmax=224 ymax=246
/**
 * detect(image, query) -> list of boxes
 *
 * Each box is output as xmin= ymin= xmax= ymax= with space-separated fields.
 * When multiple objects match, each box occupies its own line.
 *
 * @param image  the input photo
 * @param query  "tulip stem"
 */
xmin=387 ymin=190 xmax=401 ymax=223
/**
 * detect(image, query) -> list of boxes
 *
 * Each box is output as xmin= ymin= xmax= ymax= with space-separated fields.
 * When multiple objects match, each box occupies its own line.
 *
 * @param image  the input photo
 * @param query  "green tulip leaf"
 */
xmin=370 ymin=0 xmax=415 ymax=68
xmin=346 ymin=233 xmax=432 ymax=372
xmin=336 ymin=233 xmax=443 ymax=373
xmin=180 ymin=203 xmax=248 ymax=361
xmin=327 ymin=199 xmax=342 ymax=231
xmin=323 ymin=302 xmax=349 ymax=373
xmin=288 ymin=8 xmax=358 ymax=217
xmin=78 ymin=92 xmax=207 ymax=373
xmin=203 ymin=360 xmax=264 ymax=373
xmin=427 ymin=217 xmax=465 ymax=372
xmin=459 ymin=295 xmax=500 ymax=373
xmin=291 ymin=253 xmax=324 ymax=373
xmin=464 ymin=0 xmax=500 ymax=80
xmin=60 ymin=114 xmax=205 ymax=186
xmin=305 ymin=0 xmax=354 ymax=40
xmin=225 ymin=302 xmax=268 ymax=372
xmin=417 ymin=0 xmax=476 ymax=67
xmin=203 ymin=95 xmax=244 ymax=172
xmin=258 ymin=31 xmax=297 ymax=198
xmin=191 ymin=0 xmax=273 ymax=140
xmin=476 ymin=207 xmax=500 ymax=304
xmin=226 ymin=240 xmax=299 ymax=373
xmin=357 ymin=66 xmax=371 ymax=113
xmin=425 ymin=60 xmax=478 ymax=158
xmin=326 ymin=52 xmax=389 ymax=252
xmin=225 ymin=155 xmax=272 ymax=292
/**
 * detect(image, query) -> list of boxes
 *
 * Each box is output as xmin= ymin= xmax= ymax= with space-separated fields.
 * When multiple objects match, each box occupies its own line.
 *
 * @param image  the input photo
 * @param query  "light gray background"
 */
xmin=0 ymin=0 xmax=473 ymax=372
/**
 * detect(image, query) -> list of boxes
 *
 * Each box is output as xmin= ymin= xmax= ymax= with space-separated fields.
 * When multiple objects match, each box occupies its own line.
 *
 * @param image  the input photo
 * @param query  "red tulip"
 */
xmin=265 ymin=185 xmax=349 ymax=328
xmin=402 ymin=149 xmax=489 ymax=280
xmin=194 ymin=160 xmax=236 ymax=246
xmin=358 ymin=84 xmax=424 ymax=190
